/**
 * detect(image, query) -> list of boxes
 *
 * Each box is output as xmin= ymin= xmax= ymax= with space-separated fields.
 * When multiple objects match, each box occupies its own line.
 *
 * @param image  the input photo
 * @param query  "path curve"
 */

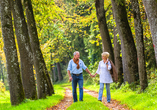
xmin=47 ymin=88 xmax=73 ymax=110
xmin=84 ymin=89 xmax=130 ymax=110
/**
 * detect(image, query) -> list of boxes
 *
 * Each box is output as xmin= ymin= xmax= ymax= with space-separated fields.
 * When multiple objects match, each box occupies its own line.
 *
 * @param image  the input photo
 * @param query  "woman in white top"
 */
xmin=93 ymin=52 xmax=113 ymax=103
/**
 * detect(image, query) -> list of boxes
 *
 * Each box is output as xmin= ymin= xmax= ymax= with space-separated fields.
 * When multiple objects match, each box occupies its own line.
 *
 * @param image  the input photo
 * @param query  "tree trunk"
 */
xmin=1 ymin=68 xmax=4 ymax=83
xmin=0 ymin=0 xmax=25 ymax=105
xmin=57 ymin=62 xmax=63 ymax=81
xmin=0 ymin=62 xmax=4 ymax=83
xmin=0 ymin=60 xmax=4 ymax=83
xmin=131 ymin=0 xmax=147 ymax=90
xmin=111 ymin=0 xmax=138 ymax=84
xmin=50 ymin=54 xmax=53 ymax=82
xmin=142 ymin=0 xmax=157 ymax=66
xmin=113 ymin=27 xmax=123 ymax=86
xmin=53 ymin=63 xmax=58 ymax=82
xmin=11 ymin=0 xmax=37 ymax=99
xmin=95 ymin=0 xmax=114 ymax=62
xmin=24 ymin=0 xmax=54 ymax=98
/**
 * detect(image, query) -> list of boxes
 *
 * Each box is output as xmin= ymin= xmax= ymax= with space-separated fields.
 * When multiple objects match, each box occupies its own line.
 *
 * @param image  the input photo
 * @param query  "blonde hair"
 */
xmin=101 ymin=52 xmax=110 ymax=58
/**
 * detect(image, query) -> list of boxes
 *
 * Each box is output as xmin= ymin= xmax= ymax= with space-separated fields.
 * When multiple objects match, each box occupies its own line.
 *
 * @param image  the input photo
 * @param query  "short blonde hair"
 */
xmin=101 ymin=52 xmax=110 ymax=58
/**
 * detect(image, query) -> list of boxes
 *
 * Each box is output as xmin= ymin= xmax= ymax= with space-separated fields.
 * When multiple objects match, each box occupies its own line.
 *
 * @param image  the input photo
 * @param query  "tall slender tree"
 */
xmin=11 ymin=0 xmax=37 ymax=99
xmin=131 ymin=0 xmax=147 ymax=90
xmin=57 ymin=62 xmax=63 ymax=81
xmin=111 ymin=0 xmax=138 ymax=83
xmin=24 ymin=0 xmax=54 ymax=98
xmin=0 ymin=59 xmax=4 ymax=83
xmin=113 ymin=27 xmax=123 ymax=86
xmin=0 ymin=0 xmax=25 ymax=105
xmin=142 ymin=0 xmax=157 ymax=66
xmin=95 ymin=0 xmax=114 ymax=62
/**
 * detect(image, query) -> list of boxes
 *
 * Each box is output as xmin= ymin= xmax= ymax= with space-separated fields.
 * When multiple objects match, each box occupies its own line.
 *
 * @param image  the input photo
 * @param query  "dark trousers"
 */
xmin=72 ymin=73 xmax=83 ymax=102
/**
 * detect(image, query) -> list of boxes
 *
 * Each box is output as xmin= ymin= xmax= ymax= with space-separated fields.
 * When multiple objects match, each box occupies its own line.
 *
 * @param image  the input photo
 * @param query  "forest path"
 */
xmin=47 ymin=87 xmax=130 ymax=110
xmin=84 ymin=88 xmax=130 ymax=110
xmin=46 ymin=88 xmax=73 ymax=110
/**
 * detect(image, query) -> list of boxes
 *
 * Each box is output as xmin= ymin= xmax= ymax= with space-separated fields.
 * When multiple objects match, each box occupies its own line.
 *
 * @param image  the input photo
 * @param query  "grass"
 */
xmin=2 ymin=79 xmax=157 ymax=110
xmin=0 ymin=84 xmax=65 ymax=110
xmin=67 ymin=85 xmax=109 ymax=110
xmin=0 ymin=82 xmax=109 ymax=110
xmin=84 ymin=82 xmax=157 ymax=110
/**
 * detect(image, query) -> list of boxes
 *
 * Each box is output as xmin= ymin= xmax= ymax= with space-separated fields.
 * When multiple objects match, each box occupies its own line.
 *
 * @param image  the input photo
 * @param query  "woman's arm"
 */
xmin=93 ymin=62 xmax=100 ymax=77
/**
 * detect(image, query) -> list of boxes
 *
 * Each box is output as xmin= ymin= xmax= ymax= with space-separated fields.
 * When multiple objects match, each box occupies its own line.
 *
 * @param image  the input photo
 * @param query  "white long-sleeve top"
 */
xmin=96 ymin=60 xmax=113 ymax=83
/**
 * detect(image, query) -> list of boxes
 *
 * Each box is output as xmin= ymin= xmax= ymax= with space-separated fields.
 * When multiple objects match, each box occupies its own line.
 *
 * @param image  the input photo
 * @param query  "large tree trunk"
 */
xmin=0 ymin=0 xmax=25 ymax=105
xmin=95 ymin=0 xmax=114 ymax=62
xmin=131 ymin=0 xmax=147 ymax=91
xmin=57 ymin=62 xmax=63 ymax=81
xmin=24 ymin=0 xmax=54 ymax=98
xmin=142 ymin=0 xmax=157 ymax=66
xmin=113 ymin=27 xmax=123 ymax=86
xmin=11 ymin=0 xmax=37 ymax=99
xmin=111 ymin=0 xmax=138 ymax=84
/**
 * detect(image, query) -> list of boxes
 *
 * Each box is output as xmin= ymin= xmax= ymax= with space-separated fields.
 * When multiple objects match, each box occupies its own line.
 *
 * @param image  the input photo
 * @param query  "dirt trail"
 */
xmin=47 ymin=87 xmax=130 ymax=110
xmin=46 ymin=88 xmax=73 ymax=110
xmin=84 ymin=89 xmax=130 ymax=110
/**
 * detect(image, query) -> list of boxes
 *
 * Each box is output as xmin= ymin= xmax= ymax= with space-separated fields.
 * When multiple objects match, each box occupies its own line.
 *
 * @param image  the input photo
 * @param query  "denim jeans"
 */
xmin=72 ymin=73 xmax=83 ymax=102
xmin=98 ymin=83 xmax=111 ymax=102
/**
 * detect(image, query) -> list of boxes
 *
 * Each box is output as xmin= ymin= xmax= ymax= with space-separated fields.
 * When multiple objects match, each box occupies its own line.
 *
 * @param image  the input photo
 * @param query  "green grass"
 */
xmin=67 ymin=86 xmax=109 ymax=110
xmin=2 ymin=80 xmax=157 ymax=110
xmin=0 ymin=84 xmax=65 ymax=110
xmin=84 ymin=82 xmax=157 ymax=110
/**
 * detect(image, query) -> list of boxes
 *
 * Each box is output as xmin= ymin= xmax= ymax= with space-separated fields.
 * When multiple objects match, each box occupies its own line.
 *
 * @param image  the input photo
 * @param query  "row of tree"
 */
xmin=95 ymin=0 xmax=157 ymax=91
xmin=0 ymin=0 xmax=54 ymax=105
xmin=47 ymin=0 xmax=156 ymax=90
xmin=30 ymin=0 xmax=156 ymax=90
xmin=0 ymin=0 xmax=157 ymax=105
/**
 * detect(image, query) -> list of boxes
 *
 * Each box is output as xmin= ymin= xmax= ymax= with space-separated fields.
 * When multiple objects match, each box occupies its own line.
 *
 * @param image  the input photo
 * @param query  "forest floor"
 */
xmin=47 ymin=87 xmax=130 ymax=110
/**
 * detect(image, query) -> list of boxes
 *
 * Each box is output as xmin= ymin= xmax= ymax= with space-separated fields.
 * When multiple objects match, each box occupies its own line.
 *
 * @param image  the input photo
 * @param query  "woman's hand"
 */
xmin=92 ymin=73 xmax=97 ymax=77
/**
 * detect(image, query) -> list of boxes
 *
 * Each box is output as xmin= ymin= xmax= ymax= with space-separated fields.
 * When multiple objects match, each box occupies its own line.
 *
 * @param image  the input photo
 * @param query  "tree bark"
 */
xmin=111 ymin=0 xmax=138 ymax=84
xmin=131 ymin=0 xmax=147 ymax=90
xmin=0 ymin=0 xmax=25 ymax=105
xmin=113 ymin=27 xmax=123 ymax=86
xmin=53 ymin=63 xmax=58 ymax=82
xmin=24 ymin=0 xmax=54 ymax=98
xmin=95 ymin=0 xmax=114 ymax=62
xmin=57 ymin=62 xmax=63 ymax=81
xmin=142 ymin=0 xmax=157 ymax=66
xmin=11 ymin=0 xmax=37 ymax=99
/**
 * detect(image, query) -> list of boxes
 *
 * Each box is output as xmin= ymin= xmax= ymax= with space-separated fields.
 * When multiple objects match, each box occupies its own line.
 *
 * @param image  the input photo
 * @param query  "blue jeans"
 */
xmin=72 ymin=73 xmax=83 ymax=102
xmin=98 ymin=83 xmax=111 ymax=102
